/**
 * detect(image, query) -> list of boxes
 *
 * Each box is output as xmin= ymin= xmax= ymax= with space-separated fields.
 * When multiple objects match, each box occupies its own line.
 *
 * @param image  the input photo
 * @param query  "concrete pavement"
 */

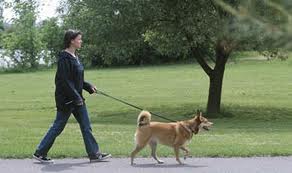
xmin=1 ymin=157 xmax=291 ymax=173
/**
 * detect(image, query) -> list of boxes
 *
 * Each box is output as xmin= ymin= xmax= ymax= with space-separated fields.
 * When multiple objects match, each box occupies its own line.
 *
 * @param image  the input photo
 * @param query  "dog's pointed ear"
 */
xmin=194 ymin=109 xmax=200 ymax=118
xmin=196 ymin=109 xmax=202 ymax=117
xmin=196 ymin=109 xmax=200 ymax=115
xmin=194 ymin=110 xmax=202 ymax=122
xmin=195 ymin=110 xmax=203 ymax=121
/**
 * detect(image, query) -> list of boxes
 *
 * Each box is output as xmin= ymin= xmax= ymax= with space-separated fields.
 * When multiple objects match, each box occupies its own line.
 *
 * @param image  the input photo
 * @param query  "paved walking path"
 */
xmin=1 ymin=157 xmax=291 ymax=173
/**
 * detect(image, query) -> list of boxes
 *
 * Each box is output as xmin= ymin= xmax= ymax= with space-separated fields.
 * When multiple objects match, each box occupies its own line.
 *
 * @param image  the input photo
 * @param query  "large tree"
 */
xmin=61 ymin=0 xmax=287 ymax=116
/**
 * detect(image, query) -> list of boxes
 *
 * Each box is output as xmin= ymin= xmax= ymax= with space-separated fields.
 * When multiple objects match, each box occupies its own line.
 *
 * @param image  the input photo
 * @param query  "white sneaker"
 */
xmin=33 ymin=154 xmax=54 ymax=164
xmin=90 ymin=153 xmax=112 ymax=162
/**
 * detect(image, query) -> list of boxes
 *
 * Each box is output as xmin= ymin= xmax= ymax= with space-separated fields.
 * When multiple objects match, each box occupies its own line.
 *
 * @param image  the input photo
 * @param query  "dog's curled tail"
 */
xmin=137 ymin=110 xmax=151 ymax=127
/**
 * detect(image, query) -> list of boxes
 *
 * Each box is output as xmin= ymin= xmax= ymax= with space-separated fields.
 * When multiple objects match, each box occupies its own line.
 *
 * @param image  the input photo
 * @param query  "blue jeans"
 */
xmin=35 ymin=105 xmax=99 ymax=158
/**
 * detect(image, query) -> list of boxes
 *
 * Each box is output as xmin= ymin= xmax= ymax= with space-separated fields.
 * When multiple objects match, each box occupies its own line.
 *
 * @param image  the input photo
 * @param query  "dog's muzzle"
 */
xmin=202 ymin=126 xmax=210 ymax=131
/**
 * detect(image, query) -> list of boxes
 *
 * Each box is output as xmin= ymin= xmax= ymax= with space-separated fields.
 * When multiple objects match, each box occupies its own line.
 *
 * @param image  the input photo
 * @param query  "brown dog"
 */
xmin=130 ymin=110 xmax=213 ymax=165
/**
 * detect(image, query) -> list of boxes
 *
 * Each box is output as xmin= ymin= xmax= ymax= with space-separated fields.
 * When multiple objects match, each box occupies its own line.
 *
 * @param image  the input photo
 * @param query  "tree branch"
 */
xmin=191 ymin=46 xmax=214 ymax=76
xmin=183 ymin=31 xmax=213 ymax=76
xmin=208 ymin=54 xmax=216 ymax=63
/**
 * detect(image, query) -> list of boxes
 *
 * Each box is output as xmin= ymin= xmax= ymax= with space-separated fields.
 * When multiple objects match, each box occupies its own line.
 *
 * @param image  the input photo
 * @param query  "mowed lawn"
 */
xmin=0 ymin=57 xmax=291 ymax=158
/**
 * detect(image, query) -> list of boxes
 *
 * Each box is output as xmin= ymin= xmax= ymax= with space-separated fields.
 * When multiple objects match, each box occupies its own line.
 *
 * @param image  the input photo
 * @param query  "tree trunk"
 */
xmin=30 ymin=56 xmax=38 ymax=69
xmin=206 ymin=40 xmax=231 ymax=116
xmin=206 ymin=62 xmax=225 ymax=116
xmin=185 ymin=32 xmax=234 ymax=117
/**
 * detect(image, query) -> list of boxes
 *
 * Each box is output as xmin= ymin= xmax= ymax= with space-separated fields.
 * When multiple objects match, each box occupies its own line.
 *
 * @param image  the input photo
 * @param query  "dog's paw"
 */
xmin=176 ymin=160 xmax=183 ymax=165
xmin=178 ymin=161 xmax=185 ymax=165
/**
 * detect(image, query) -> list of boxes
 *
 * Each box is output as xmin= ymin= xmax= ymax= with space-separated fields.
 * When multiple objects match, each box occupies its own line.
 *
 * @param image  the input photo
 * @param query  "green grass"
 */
xmin=0 ymin=57 xmax=291 ymax=158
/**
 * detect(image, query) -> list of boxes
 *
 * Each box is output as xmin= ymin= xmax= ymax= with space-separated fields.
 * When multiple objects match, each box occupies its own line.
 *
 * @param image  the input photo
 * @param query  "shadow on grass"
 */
xmin=0 ymin=106 xmax=55 ymax=112
xmin=219 ymin=104 xmax=292 ymax=120
xmin=75 ymin=103 xmax=292 ymax=125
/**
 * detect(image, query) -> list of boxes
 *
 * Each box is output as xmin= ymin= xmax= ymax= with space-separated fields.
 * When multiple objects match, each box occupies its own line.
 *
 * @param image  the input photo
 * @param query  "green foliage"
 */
xmin=260 ymin=49 xmax=288 ymax=61
xmin=214 ymin=0 xmax=292 ymax=53
xmin=39 ymin=17 xmax=63 ymax=65
xmin=59 ymin=0 xmax=175 ymax=67
xmin=2 ymin=0 xmax=290 ymax=69
xmin=58 ymin=0 xmax=289 ymax=66
xmin=1 ymin=0 xmax=291 ymax=69
xmin=1 ymin=0 xmax=43 ymax=69
xmin=141 ymin=0 xmax=219 ymax=56
xmin=0 ymin=0 xmax=4 ymax=48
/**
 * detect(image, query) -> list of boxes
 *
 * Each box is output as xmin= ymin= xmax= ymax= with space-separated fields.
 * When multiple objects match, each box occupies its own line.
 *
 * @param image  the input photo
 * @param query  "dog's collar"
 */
xmin=180 ymin=123 xmax=199 ymax=134
xmin=138 ymin=123 xmax=147 ymax=127
xmin=180 ymin=123 xmax=195 ymax=138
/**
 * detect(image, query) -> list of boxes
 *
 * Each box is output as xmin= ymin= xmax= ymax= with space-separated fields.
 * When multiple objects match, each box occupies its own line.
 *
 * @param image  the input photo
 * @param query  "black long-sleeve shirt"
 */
xmin=55 ymin=51 xmax=94 ymax=111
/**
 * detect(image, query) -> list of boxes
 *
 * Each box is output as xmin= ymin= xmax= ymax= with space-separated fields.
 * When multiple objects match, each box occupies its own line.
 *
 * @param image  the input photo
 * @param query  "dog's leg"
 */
xmin=130 ymin=145 xmax=145 ymax=165
xmin=174 ymin=146 xmax=183 ymax=164
xmin=149 ymin=141 xmax=164 ymax=164
xmin=180 ymin=146 xmax=190 ymax=160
